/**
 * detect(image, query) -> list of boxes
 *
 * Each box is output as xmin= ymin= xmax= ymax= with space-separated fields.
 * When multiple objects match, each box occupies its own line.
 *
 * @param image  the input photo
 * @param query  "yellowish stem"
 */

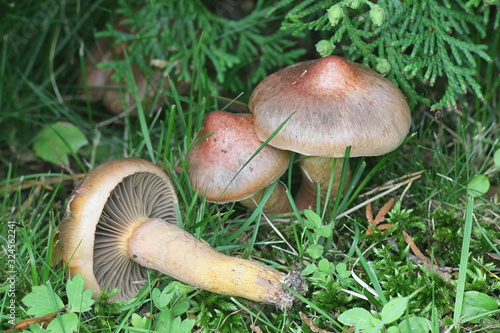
xmin=239 ymin=183 xmax=289 ymax=214
xmin=128 ymin=218 xmax=302 ymax=309
xmin=294 ymin=156 xmax=350 ymax=210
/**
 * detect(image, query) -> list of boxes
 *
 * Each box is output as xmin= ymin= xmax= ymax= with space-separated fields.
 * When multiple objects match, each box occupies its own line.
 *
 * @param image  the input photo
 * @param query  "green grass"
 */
xmin=1 ymin=1 xmax=500 ymax=332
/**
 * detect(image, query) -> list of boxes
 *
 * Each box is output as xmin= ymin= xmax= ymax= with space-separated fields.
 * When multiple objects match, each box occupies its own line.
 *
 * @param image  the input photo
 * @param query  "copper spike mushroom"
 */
xmin=61 ymin=158 xmax=305 ymax=309
xmin=77 ymin=15 xmax=190 ymax=116
xmin=249 ymin=55 xmax=411 ymax=210
xmin=188 ymin=110 xmax=291 ymax=214
xmin=78 ymin=38 xmax=168 ymax=115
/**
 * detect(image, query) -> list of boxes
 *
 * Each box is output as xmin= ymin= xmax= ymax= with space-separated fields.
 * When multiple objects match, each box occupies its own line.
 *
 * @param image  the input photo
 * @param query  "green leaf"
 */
xmin=169 ymin=317 xmax=182 ymax=332
xmin=33 ymin=121 xmax=88 ymax=165
xmin=312 ymin=270 xmax=328 ymax=280
xmin=306 ymin=244 xmax=324 ymax=259
xmin=318 ymin=259 xmax=331 ymax=273
xmin=172 ymin=300 xmax=190 ymax=317
xmin=152 ymin=287 xmax=174 ymax=309
xmin=67 ymin=273 xmax=94 ymax=312
xmin=170 ymin=281 xmax=196 ymax=294
xmin=316 ymin=225 xmax=332 ymax=237
xmin=398 ymin=317 xmax=431 ymax=333
xmin=131 ymin=313 xmax=148 ymax=329
xmin=381 ymin=297 xmax=409 ymax=324
xmin=338 ymin=308 xmax=374 ymax=330
xmin=386 ymin=326 xmax=401 ymax=333
xmin=370 ymin=316 xmax=382 ymax=328
xmin=494 ymin=149 xmax=500 ymax=167
xmin=467 ymin=175 xmax=490 ymax=197
xmin=46 ymin=312 xmax=79 ymax=333
xmin=304 ymin=209 xmax=322 ymax=229
xmin=22 ymin=284 xmax=65 ymax=317
xmin=302 ymin=263 xmax=318 ymax=276
xmin=461 ymin=291 xmax=499 ymax=323
xmin=180 ymin=318 xmax=196 ymax=332
xmin=442 ymin=316 xmax=453 ymax=325
xmin=336 ymin=262 xmax=351 ymax=279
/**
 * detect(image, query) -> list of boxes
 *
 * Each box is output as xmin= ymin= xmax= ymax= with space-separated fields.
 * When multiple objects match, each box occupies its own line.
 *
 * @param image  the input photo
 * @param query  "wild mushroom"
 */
xmin=248 ymin=55 xmax=411 ymax=210
xmin=78 ymin=39 xmax=113 ymax=103
xmin=61 ymin=157 xmax=305 ymax=309
xmin=78 ymin=17 xmax=189 ymax=115
xmin=188 ymin=110 xmax=291 ymax=214
xmin=78 ymin=40 xmax=167 ymax=116
xmin=101 ymin=64 xmax=165 ymax=115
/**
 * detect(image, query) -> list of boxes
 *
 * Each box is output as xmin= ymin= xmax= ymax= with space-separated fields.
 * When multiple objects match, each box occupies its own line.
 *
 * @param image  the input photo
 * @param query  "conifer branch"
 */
xmin=282 ymin=0 xmax=495 ymax=111
xmin=96 ymin=0 xmax=305 ymax=96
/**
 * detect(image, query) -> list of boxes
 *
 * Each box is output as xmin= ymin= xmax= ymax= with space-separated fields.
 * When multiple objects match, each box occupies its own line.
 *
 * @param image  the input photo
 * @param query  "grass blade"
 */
xmin=453 ymin=195 xmax=474 ymax=328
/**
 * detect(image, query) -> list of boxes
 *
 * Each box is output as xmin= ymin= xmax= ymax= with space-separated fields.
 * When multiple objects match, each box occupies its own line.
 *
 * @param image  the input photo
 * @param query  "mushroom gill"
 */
xmin=94 ymin=172 xmax=177 ymax=301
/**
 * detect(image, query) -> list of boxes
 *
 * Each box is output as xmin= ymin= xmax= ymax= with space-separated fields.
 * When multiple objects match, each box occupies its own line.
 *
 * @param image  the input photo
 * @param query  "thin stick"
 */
xmin=360 ymin=171 xmax=423 ymax=197
xmin=259 ymin=201 xmax=298 ymax=256
xmin=51 ymin=140 xmax=79 ymax=186
xmin=1 ymin=174 xmax=86 ymax=195
xmin=399 ymin=177 xmax=414 ymax=202
xmin=335 ymin=182 xmax=405 ymax=220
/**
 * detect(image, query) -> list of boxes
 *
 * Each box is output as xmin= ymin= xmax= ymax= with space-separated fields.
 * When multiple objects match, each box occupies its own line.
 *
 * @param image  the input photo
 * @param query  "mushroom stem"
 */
xmin=238 ymin=183 xmax=290 ymax=214
xmin=128 ymin=218 xmax=302 ymax=309
xmin=294 ymin=156 xmax=351 ymax=211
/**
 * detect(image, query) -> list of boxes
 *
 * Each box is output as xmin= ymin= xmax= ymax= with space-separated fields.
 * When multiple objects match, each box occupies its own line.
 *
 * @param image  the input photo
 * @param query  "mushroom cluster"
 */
xmin=250 ymin=55 xmax=411 ymax=209
xmin=62 ymin=54 xmax=411 ymax=311
xmin=189 ymin=55 xmax=411 ymax=211
xmin=61 ymin=157 xmax=306 ymax=308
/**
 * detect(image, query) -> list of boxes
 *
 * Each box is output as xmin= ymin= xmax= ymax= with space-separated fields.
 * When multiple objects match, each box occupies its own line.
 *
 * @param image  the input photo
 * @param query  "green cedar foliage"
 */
xmin=97 ymin=0 xmax=305 ymax=96
xmin=279 ymin=0 xmax=497 ymax=111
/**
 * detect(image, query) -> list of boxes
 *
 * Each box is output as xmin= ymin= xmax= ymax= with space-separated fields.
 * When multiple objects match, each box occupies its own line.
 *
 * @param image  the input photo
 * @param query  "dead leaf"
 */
xmin=299 ymin=312 xmax=333 ymax=333
xmin=250 ymin=324 xmax=263 ymax=333
xmin=5 ymin=306 xmax=67 ymax=332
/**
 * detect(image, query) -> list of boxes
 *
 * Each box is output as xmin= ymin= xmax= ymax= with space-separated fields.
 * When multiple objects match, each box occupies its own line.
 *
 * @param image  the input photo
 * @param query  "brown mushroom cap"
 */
xmin=61 ymin=158 xmax=178 ymax=301
xmin=102 ymin=65 xmax=166 ymax=115
xmin=78 ymin=41 xmax=112 ymax=103
xmin=188 ymin=110 xmax=291 ymax=203
xmin=248 ymin=56 xmax=411 ymax=158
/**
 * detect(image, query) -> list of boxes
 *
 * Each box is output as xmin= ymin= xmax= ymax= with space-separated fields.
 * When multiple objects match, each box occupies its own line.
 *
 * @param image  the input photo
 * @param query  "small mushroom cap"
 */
xmin=248 ymin=56 xmax=411 ymax=158
xmin=102 ymin=65 xmax=166 ymax=115
xmin=61 ymin=158 xmax=178 ymax=301
xmin=188 ymin=111 xmax=290 ymax=203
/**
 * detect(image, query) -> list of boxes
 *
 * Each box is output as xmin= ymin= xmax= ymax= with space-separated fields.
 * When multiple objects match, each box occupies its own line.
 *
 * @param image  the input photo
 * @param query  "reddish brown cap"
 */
xmin=188 ymin=111 xmax=291 ymax=203
xmin=248 ymin=56 xmax=411 ymax=158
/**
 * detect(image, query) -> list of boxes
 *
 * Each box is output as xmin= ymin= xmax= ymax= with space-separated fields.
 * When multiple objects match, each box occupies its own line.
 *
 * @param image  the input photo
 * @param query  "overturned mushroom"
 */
xmin=61 ymin=158 xmax=305 ymax=308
